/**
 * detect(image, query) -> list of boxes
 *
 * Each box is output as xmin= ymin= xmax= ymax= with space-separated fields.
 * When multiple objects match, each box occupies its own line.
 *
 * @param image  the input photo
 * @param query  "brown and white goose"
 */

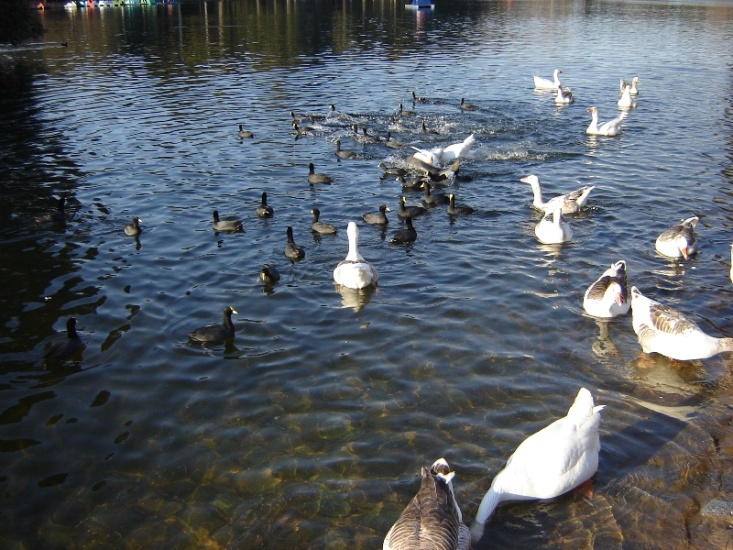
xmin=520 ymin=174 xmax=594 ymax=215
xmin=554 ymin=85 xmax=574 ymax=105
xmin=583 ymin=260 xmax=630 ymax=318
xmin=620 ymin=76 xmax=640 ymax=95
xmin=655 ymin=216 xmax=698 ymax=259
xmin=384 ymin=458 xmax=470 ymax=550
xmin=630 ymin=286 xmax=733 ymax=361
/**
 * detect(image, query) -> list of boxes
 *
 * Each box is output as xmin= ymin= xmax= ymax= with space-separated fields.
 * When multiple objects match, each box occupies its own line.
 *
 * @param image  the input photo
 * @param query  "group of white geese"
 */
xmin=376 ymin=70 xmax=733 ymax=550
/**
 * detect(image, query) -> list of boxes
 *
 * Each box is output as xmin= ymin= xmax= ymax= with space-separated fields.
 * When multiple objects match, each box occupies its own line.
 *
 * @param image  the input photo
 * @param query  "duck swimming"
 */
xmin=188 ymin=306 xmax=237 ymax=343
xmin=284 ymin=226 xmax=305 ymax=260
xmin=447 ymin=193 xmax=475 ymax=216
xmin=35 ymin=197 xmax=66 ymax=226
xmin=256 ymin=192 xmax=274 ymax=218
xmin=363 ymin=204 xmax=390 ymax=225
xmin=43 ymin=317 xmax=84 ymax=361
xmin=124 ymin=216 xmax=142 ymax=237
xmin=398 ymin=196 xmax=426 ymax=219
xmin=212 ymin=210 xmax=243 ymax=232
xmin=260 ymin=264 xmax=281 ymax=284
xmin=311 ymin=208 xmax=337 ymax=235
xmin=308 ymin=163 xmax=332 ymax=185
xmin=390 ymin=216 xmax=417 ymax=245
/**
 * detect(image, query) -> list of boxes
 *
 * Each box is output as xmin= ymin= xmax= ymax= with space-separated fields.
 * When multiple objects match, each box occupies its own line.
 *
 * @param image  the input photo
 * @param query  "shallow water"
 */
xmin=1 ymin=0 xmax=733 ymax=548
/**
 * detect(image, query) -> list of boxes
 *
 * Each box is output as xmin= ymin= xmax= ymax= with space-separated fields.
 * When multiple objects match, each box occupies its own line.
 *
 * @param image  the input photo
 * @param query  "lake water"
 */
xmin=1 ymin=0 xmax=733 ymax=548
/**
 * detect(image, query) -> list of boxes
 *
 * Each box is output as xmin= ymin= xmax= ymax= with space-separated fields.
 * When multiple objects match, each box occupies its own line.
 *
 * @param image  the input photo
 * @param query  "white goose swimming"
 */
xmin=470 ymin=388 xmax=604 ymax=545
xmin=630 ymin=286 xmax=733 ymax=361
xmin=620 ymin=76 xmax=640 ymax=95
xmin=333 ymin=222 xmax=378 ymax=290
xmin=586 ymin=107 xmax=625 ymax=136
xmin=533 ymin=69 xmax=562 ymax=91
xmin=410 ymin=146 xmax=441 ymax=167
xmin=617 ymin=84 xmax=634 ymax=109
xmin=583 ymin=260 xmax=630 ymax=318
xmin=554 ymin=85 xmax=574 ymax=105
xmin=384 ymin=458 xmax=471 ymax=550
xmin=520 ymin=174 xmax=594 ymax=214
xmin=438 ymin=134 xmax=475 ymax=164
xmin=534 ymin=204 xmax=573 ymax=245
xmin=655 ymin=216 xmax=699 ymax=259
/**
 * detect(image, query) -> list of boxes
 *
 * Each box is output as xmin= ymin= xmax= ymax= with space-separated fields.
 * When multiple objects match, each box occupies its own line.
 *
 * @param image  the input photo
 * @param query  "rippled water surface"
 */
xmin=2 ymin=0 xmax=733 ymax=548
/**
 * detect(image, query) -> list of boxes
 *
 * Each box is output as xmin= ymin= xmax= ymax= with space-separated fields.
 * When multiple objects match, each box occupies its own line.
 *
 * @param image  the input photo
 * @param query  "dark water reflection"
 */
xmin=1 ymin=0 xmax=733 ymax=548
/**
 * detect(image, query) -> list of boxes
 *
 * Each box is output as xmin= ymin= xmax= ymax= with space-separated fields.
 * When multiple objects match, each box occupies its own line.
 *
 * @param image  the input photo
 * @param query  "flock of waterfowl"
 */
xmin=380 ymin=71 xmax=732 ymax=549
xmin=35 ymin=67 xmax=733 ymax=549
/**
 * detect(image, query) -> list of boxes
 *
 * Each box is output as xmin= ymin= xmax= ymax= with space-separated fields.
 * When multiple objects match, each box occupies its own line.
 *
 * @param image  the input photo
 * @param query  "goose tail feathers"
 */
xmin=566 ymin=387 xmax=599 ymax=420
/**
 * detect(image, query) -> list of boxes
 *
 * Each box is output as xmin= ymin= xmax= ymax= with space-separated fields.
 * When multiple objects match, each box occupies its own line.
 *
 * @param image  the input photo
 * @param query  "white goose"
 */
xmin=617 ymin=84 xmax=635 ymax=109
xmin=655 ymin=216 xmax=699 ymax=259
xmin=533 ymin=68 xmax=562 ymax=91
xmin=384 ymin=458 xmax=471 ymax=550
xmin=470 ymin=388 xmax=604 ymax=545
xmin=554 ymin=85 xmax=574 ymax=105
xmin=586 ymin=107 xmax=625 ymax=136
xmin=410 ymin=146 xmax=441 ymax=167
xmin=438 ymin=134 xmax=476 ymax=164
xmin=520 ymin=174 xmax=594 ymax=214
xmin=333 ymin=222 xmax=378 ymax=290
xmin=620 ymin=76 xmax=640 ymax=95
xmin=630 ymin=286 xmax=733 ymax=361
xmin=583 ymin=260 xmax=630 ymax=318
xmin=534 ymin=204 xmax=573 ymax=245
